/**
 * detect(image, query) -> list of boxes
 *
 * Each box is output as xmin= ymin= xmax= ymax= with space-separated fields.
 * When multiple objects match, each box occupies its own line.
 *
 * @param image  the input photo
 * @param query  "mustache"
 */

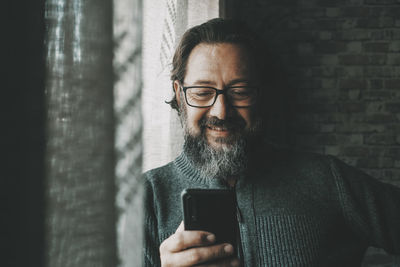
xmin=199 ymin=116 xmax=246 ymax=131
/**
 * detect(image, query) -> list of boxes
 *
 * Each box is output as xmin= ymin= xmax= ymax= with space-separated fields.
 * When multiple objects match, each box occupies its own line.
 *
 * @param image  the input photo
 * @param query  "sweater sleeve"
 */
xmin=330 ymin=156 xmax=400 ymax=255
xmin=142 ymin=177 xmax=162 ymax=267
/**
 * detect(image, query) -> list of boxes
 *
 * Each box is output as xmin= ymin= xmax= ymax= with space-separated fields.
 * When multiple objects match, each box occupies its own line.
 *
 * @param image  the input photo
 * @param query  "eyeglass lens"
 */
xmin=185 ymin=87 xmax=255 ymax=107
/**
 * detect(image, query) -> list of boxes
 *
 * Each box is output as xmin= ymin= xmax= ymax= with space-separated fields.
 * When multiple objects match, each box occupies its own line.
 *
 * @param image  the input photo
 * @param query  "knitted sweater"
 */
xmin=142 ymin=147 xmax=400 ymax=266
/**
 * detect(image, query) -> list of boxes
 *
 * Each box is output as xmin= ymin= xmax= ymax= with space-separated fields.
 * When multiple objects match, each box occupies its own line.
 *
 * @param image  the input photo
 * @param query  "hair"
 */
xmin=167 ymin=18 xmax=265 ymax=111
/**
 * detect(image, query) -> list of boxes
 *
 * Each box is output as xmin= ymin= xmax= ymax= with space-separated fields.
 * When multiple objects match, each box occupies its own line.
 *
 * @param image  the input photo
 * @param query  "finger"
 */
xmin=171 ymin=243 xmax=235 ymax=266
xmin=176 ymin=221 xmax=184 ymax=233
xmin=161 ymin=230 xmax=216 ymax=253
xmin=195 ymin=257 xmax=240 ymax=267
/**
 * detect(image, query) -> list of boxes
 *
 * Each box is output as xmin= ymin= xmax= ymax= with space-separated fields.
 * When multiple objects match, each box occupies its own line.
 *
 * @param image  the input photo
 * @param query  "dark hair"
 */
xmin=167 ymin=18 xmax=264 ymax=111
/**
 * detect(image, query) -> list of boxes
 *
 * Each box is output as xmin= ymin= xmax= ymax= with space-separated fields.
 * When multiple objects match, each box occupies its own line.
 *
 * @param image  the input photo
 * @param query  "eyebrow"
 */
xmin=190 ymin=80 xmax=216 ymax=86
xmin=188 ymin=78 xmax=252 ymax=87
xmin=226 ymin=78 xmax=252 ymax=87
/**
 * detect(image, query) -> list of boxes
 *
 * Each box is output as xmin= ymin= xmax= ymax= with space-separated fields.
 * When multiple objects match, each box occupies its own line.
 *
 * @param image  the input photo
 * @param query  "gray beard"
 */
xmin=183 ymin=132 xmax=248 ymax=180
xmin=178 ymin=90 xmax=262 ymax=180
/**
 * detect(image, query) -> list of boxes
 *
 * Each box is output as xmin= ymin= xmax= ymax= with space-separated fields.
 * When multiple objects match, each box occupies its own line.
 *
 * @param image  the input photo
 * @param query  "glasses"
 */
xmin=181 ymin=85 xmax=258 ymax=108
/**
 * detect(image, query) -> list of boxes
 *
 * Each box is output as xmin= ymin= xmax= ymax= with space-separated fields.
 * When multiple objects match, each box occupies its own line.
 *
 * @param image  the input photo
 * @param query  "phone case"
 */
xmin=181 ymin=188 xmax=238 ymax=248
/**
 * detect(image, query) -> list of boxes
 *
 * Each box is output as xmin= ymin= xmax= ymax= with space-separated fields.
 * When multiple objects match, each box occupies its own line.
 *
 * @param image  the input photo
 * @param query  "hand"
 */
xmin=159 ymin=221 xmax=240 ymax=267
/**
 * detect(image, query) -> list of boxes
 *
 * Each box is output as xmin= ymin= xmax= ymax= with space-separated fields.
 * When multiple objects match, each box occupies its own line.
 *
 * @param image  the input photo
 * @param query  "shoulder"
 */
xmin=141 ymin=156 xmax=185 ymax=196
xmin=268 ymin=145 xmax=394 ymax=193
xmin=266 ymin=143 xmax=339 ymax=173
xmin=261 ymin=144 xmax=353 ymax=192
xmin=143 ymin=160 xmax=176 ymax=183
xmin=140 ymin=161 xmax=177 ymax=208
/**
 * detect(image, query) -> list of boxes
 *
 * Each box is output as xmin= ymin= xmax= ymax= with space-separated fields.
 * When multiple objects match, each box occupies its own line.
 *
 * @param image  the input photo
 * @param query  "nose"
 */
xmin=208 ymin=94 xmax=228 ymax=120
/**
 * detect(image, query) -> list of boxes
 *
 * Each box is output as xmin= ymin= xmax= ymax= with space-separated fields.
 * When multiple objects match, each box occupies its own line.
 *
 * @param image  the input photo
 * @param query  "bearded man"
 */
xmin=142 ymin=19 xmax=400 ymax=267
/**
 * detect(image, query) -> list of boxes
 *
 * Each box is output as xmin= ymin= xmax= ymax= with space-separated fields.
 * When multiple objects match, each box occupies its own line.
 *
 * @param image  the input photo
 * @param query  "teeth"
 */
xmin=208 ymin=126 xmax=227 ymax=131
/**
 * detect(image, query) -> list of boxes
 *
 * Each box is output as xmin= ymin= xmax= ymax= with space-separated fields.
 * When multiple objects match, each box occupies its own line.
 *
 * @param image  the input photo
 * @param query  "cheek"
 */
xmin=237 ymin=109 xmax=253 ymax=128
xmin=186 ymin=107 xmax=208 ymax=128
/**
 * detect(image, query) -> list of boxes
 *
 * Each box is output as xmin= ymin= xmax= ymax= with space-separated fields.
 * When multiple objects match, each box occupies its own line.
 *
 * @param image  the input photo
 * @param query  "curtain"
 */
xmin=44 ymin=0 xmax=115 ymax=266
xmin=114 ymin=0 xmax=144 ymax=265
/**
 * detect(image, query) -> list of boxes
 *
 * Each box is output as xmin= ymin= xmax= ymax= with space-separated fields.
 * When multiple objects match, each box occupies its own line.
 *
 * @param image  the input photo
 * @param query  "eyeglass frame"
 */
xmin=180 ymin=84 xmax=258 ymax=108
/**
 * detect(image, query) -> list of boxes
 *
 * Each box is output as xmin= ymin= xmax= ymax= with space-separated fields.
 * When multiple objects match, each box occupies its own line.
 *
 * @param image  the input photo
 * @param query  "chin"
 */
xmin=207 ymin=137 xmax=237 ymax=151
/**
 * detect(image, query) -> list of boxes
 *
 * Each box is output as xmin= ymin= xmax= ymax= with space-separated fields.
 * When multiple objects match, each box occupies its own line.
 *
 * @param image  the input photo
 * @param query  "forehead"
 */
xmin=184 ymin=43 xmax=255 ymax=84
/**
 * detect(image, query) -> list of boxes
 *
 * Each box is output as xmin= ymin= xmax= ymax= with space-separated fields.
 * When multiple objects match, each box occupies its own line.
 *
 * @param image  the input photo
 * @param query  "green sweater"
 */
xmin=142 ymin=147 xmax=400 ymax=266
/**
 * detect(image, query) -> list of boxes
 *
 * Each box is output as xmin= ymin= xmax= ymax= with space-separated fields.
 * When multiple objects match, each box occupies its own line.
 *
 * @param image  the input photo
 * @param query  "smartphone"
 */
xmin=181 ymin=188 xmax=238 ymax=250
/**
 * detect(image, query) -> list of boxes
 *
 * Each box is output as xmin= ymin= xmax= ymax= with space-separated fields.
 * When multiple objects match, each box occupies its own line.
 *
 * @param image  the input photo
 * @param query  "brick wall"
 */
xmin=233 ymin=0 xmax=400 ymax=265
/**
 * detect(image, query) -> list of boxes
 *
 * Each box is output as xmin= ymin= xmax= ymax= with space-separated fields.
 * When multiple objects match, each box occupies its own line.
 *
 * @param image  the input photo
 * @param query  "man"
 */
xmin=142 ymin=18 xmax=400 ymax=266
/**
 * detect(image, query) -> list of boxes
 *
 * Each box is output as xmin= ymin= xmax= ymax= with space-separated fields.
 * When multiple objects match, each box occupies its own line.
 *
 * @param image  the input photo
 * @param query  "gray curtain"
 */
xmin=114 ymin=0 xmax=143 ymax=265
xmin=44 ymin=0 xmax=116 ymax=266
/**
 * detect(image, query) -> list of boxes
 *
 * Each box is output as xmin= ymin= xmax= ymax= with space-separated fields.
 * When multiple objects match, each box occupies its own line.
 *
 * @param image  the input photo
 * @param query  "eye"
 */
xmin=186 ymin=87 xmax=216 ymax=100
xmin=195 ymin=91 xmax=214 ymax=96
xmin=232 ymin=90 xmax=251 ymax=95
xmin=228 ymin=87 xmax=254 ymax=98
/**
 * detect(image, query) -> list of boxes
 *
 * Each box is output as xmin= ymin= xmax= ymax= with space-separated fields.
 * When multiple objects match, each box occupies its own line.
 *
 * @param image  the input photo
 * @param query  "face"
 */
xmin=174 ymin=43 xmax=258 ymax=150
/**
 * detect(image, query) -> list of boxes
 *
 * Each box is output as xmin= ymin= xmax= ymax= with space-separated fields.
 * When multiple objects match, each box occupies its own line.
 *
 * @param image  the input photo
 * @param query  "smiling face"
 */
xmin=174 ymin=43 xmax=259 ymax=150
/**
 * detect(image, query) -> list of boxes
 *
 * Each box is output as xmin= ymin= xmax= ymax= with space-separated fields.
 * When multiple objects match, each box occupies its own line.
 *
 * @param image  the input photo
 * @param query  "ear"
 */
xmin=173 ymin=80 xmax=181 ymax=106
